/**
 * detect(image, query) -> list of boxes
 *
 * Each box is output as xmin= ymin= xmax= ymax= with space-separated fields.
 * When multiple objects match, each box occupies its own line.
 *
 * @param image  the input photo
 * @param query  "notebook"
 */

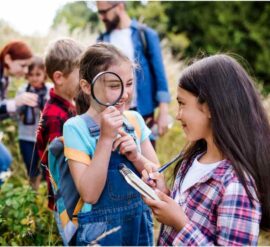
xmin=119 ymin=164 xmax=161 ymax=201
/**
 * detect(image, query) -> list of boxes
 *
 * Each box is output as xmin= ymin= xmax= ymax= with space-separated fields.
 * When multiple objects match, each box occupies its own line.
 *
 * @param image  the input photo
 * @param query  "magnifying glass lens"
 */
xmin=92 ymin=72 xmax=123 ymax=106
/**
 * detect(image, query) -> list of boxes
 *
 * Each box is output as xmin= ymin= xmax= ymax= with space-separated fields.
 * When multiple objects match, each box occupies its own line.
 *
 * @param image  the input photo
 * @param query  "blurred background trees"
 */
xmin=53 ymin=1 xmax=270 ymax=90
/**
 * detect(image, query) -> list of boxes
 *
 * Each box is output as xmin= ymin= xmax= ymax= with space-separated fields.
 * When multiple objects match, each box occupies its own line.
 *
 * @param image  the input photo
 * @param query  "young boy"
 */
xmin=36 ymin=38 xmax=83 ymax=211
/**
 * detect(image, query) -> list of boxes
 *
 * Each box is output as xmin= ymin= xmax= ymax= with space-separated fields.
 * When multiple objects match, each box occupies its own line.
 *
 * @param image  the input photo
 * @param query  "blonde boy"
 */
xmin=36 ymin=38 xmax=83 ymax=210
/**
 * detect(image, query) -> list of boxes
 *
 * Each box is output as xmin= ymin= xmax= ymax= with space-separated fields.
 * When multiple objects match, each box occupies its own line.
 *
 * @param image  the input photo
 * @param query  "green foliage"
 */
xmin=156 ymin=123 xmax=185 ymax=187
xmin=52 ymin=1 xmax=99 ymax=33
xmin=0 ymin=183 xmax=36 ymax=245
xmin=160 ymin=2 xmax=270 ymax=86
xmin=0 ymin=180 xmax=61 ymax=245
xmin=129 ymin=2 xmax=169 ymax=36
xmin=0 ymin=115 xmax=61 ymax=245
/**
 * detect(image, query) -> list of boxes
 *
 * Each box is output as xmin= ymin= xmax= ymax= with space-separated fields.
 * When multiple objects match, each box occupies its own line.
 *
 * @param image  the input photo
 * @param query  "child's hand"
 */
xmin=141 ymin=163 xmax=169 ymax=194
xmin=100 ymin=106 xmax=123 ymax=140
xmin=143 ymin=190 xmax=188 ymax=231
xmin=157 ymin=103 xmax=170 ymax=136
xmin=113 ymin=129 xmax=139 ymax=162
xmin=15 ymin=92 xmax=38 ymax=107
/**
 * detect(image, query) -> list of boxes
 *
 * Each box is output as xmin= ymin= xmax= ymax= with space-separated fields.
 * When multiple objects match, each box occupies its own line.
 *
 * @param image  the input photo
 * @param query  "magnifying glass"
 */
xmin=91 ymin=71 xmax=124 ymax=107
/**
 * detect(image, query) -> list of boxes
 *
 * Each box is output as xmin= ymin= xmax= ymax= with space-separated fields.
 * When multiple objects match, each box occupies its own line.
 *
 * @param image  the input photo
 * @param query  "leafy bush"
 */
xmin=0 ymin=118 xmax=61 ymax=246
xmin=160 ymin=2 xmax=270 ymax=88
xmin=0 ymin=180 xmax=61 ymax=246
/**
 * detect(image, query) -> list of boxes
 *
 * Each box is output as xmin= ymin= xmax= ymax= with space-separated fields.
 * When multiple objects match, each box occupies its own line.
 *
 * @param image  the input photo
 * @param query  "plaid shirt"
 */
xmin=36 ymin=88 xmax=76 ymax=209
xmin=158 ymin=154 xmax=261 ymax=246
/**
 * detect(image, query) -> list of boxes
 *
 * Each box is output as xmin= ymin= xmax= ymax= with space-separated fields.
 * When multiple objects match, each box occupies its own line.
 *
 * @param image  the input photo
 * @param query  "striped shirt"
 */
xmin=158 ymin=155 xmax=261 ymax=246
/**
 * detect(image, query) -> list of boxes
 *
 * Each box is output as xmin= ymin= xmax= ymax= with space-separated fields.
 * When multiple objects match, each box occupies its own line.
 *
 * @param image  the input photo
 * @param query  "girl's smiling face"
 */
xmin=176 ymin=86 xmax=212 ymax=142
xmin=5 ymin=57 xmax=32 ymax=78
xmin=91 ymin=61 xmax=134 ymax=113
xmin=108 ymin=62 xmax=134 ymax=113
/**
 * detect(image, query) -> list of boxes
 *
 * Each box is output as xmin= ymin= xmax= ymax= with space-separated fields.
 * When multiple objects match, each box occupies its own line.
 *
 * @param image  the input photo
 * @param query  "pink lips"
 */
xmin=115 ymin=102 xmax=125 ymax=110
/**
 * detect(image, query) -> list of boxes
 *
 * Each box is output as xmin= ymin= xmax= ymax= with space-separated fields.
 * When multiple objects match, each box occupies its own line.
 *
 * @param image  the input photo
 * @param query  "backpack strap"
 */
xmin=138 ymin=23 xmax=148 ymax=57
xmin=80 ymin=112 xmax=141 ymax=141
xmin=123 ymin=111 xmax=141 ymax=141
xmin=137 ymin=23 xmax=155 ymax=85
xmin=48 ymin=137 xmax=64 ymax=192
xmin=80 ymin=113 xmax=100 ymax=137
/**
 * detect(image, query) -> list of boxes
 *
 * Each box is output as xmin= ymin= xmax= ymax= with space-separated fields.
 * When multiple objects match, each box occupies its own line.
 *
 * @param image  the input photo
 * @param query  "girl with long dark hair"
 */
xmin=143 ymin=54 xmax=270 ymax=245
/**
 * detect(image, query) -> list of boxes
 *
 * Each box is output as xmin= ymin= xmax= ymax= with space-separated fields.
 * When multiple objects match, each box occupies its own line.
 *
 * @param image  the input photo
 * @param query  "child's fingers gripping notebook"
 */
xmin=119 ymin=164 xmax=161 ymax=201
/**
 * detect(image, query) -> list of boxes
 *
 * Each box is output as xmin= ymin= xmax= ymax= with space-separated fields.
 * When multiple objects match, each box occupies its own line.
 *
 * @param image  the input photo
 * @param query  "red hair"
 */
xmin=0 ymin=40 xmax=33 ymax=67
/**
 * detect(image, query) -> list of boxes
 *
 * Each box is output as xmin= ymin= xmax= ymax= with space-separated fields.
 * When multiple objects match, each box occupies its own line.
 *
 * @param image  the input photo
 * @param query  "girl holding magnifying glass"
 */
xmin=63 ymin=43 xmax=159 ymax=246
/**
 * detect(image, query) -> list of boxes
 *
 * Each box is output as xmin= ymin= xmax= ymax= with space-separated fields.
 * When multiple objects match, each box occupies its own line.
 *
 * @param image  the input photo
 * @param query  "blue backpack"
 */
xmin=48 ymin=136 xmax=81 ymax=244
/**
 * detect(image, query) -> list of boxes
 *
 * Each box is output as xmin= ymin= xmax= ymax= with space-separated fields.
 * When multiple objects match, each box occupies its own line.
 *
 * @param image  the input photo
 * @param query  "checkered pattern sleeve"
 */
xmin=172 ymin=178 xmax=261 ymax=246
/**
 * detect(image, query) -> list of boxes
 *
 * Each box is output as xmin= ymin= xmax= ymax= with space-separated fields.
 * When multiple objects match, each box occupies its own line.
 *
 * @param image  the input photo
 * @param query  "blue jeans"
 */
xmin=0 ymin=143 xmax=12 ymax=171
xmin=0 ymin=143 xmax=12 ymax=184
xmin=19 ymin=140 xmax=40 ymax=178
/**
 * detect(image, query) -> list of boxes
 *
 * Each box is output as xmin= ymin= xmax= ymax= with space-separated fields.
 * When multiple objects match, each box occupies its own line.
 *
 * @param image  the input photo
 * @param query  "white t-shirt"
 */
xmin=110 ymin=28 xmax=137 ymax=108
xmin=110 ymin=28 xmax=134 ymax=61
xmin=180 ymin=155 xmax=222 ymax=194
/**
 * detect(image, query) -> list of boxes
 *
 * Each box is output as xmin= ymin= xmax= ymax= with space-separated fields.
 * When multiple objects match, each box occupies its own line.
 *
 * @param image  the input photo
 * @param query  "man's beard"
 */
xmin=104 ymin=15 xmax=120 ymax=32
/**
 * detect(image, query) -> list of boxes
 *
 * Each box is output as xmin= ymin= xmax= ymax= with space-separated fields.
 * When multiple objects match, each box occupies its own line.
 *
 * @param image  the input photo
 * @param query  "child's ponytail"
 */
xmin=75 ymin=87 xmax=90 ymax=114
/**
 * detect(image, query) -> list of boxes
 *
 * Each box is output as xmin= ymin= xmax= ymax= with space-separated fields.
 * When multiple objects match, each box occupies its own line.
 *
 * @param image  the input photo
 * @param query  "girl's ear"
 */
xmin=4 ymin=54 xmax=12 ymax=67
xmin=80 ymin=79 xmax=91 ymax=95
xmin=202 ymin=103 xmax=211 ymax=119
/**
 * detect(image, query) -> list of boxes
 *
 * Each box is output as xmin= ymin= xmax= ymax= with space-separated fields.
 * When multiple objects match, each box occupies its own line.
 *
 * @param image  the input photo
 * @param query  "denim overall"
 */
xmin=76 ymin=114 xmax=153 ymax=246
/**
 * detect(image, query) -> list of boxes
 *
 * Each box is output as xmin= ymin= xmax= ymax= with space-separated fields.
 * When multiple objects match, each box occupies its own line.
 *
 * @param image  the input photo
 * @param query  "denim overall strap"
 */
xmin=80 ymin=113 xmax=100 ymax=137
xmin=80 ymin=113 xmax=135 ymax=137
xmin=76 ymin=113 xmax=153 ymax=246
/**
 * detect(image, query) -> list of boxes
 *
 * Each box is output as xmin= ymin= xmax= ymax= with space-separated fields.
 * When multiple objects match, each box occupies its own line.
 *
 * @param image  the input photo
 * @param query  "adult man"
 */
xmin=96 ymin=1 xmax=171 ymax=147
